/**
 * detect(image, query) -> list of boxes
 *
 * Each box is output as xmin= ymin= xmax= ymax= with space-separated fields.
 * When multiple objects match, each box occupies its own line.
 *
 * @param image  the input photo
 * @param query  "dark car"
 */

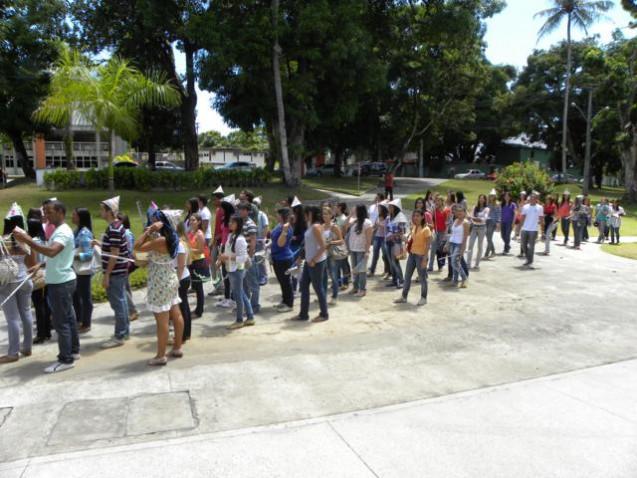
xmin=217 ymin=161 xmax=257 ymax=172
xmin=361 ymin=162 xmax=387 ymax=176
xmin=155 ymin=160 xmax=185 ymax=172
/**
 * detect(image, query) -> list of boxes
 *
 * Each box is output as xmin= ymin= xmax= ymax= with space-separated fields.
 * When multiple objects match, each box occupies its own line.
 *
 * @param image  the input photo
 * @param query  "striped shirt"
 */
xmin=101 ymin=220 xmax=129 ymax=275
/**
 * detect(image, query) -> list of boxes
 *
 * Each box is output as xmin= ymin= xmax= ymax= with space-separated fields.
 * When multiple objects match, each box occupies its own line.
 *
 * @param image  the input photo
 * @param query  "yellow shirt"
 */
xmin=410 ymin=225 xmax=432 ymax=256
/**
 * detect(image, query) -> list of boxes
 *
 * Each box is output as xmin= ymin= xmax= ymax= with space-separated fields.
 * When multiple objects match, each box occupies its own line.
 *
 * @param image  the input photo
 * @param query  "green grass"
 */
xmin=0 ymin=180 xmax=328 ymax=236
xmin=601 ymin=243 xmax=637 ymax=260
xmin=302 ymin=176 xmax=381 ymax=196
xmin=405 ymin=179 xmax=637 ymax=236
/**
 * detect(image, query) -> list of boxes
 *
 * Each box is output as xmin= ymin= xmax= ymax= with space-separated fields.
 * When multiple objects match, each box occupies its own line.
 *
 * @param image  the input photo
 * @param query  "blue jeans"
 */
xmin=0 ymin=280 xmax=33 ymax=357
xmin=350 ymin=251 xmax=368 ymax=292
xmin=299 ymin=260 xmax=328 ymax=320
xmin=243 ymin=261 xmax=260 ymax=313
xmin=501 ymin=221 xmax=513 ymax=253
xmin=48 ymin=280 xmax=79 ymax=364
xmin=369 ymin=236 xmax=385 ymax=274
xmin=230 ymin=269 xmax=253 ymax=323
xmin=256 ymin=240 xmax=268 ymax=284
xmin=106 ymin=274 xmax=129 ymax=339
xmin=402 ymin=253 xmax=428 ymax=299
xmin=326 ymin=257 xmax=340 ymax=299
xmin=450 ymin=243 xmax=468 ymax=282
xmin=386 ymin=241 xmax=404 ymax=285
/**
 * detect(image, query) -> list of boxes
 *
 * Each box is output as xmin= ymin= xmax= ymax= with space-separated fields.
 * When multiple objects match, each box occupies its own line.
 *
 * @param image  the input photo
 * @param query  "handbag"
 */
xmin=329 ymin=243 xmax=349 ymax=260
xmin=73 ymin=251 xmax=97 ymax=276
xmin=0 ymin=238 xmax=19 ymax=286
xmin=32 ymin=267 xmax=46 ymax=291
xmin=393 ymin=242 xmax=407 ymax=261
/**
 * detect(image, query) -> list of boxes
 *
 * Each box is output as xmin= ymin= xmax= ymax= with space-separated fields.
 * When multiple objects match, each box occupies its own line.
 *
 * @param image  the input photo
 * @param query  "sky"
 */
xmin=186 ymin=0 xmax=636 ymax=135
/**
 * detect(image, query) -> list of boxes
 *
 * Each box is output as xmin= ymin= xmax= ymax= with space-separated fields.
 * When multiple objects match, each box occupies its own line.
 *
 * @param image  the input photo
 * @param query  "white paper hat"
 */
xmin=389 ymin=198 xmax=402 ymax=210
xmin=101 ymin=195 xmax=120 ymax=214
xmin=563 ymin=189 xmax=571 ymax=196
xmin=489 ymin=188 xmax=497 ymax=196
xmin=213 ymin=185 xmax=224 ymax=195
xmin=162 ymin=209 xmax=183 ymax=230
xmin=221 ymin=194 xmax=235 ymax=205
xmin=253 ymin=196 xmax=262 ymax=207
xmin=5 ymin=202 xmax=24 ymax=219
xmin=291 ymin=196 xmax=302 ymax=208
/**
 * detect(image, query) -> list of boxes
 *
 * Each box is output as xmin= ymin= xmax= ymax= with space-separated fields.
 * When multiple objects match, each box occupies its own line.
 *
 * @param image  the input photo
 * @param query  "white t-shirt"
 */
xmin=368 ymin=204 xmax=379 ymax=224
xmin=521 ymin=204 xmax=544 ymax=232
xmin=348 ymin=218 xmax=373 ymax=252
xmin=173 ymin=241 xmax=190 ymax=281
xmin=200 ymin=206 xmax=212 ymax=240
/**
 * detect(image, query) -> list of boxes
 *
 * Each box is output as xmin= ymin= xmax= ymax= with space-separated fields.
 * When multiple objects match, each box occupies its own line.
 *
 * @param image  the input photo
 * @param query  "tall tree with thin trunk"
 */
xmin=535 ymin=0 xmax=613 ymax=175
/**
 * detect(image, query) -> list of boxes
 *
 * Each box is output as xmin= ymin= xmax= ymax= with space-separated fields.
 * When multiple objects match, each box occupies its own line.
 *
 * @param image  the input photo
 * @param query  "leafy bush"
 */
xmin=91 ymin=267 xmax=148 ymax=303
xmin=44 ymin=167 xmax=272 ymax=191
xmin=495 ymin=162 xmax=554 ymax=199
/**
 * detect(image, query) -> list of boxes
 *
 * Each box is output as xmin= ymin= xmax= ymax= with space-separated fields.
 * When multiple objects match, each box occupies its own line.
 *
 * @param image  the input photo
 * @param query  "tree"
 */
xmin=38 ymin=53 xmax=182 ymax=191
xmin=0 ymin=0 xmax=67 ymax=178
xmin=535 ymin=0 xmax=613 ymax=175
xmin=622 ymin=0 xmax=637 ymax=26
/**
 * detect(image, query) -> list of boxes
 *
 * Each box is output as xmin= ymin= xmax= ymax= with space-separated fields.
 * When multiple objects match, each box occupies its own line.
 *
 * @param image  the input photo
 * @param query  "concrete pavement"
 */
xmin=3 ymin=358 xmax=637 ymax=477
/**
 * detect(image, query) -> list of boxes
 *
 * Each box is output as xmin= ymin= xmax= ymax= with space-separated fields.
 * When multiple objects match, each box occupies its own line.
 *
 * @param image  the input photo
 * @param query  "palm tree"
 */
xmin=535 ymin=0 xmax=613 ymax=175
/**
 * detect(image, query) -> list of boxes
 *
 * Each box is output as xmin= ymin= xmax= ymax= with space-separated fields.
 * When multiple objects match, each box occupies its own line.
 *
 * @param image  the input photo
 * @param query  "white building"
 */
xmin=198 ymin=147 xmax=266 ymax=168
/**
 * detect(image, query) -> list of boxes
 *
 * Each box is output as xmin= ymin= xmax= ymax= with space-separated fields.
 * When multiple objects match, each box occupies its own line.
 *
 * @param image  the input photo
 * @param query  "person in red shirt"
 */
xmin=542 ymin=195 xmax=558 ymax=255
xmin=384 ymin=171 xmax=394 ymax=200
xmin=557 ymin=191 xmax=572 ymax=245
xmin=428 ymin=196 xmax=450 ymax=271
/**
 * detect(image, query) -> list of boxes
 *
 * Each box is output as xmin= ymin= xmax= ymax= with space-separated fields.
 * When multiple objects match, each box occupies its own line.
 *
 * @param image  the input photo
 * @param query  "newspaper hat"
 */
xmin=213 ymin=185 xmax=224 ymax=196
xmin=253 ymin=196 xmax=262 ymax=207
xmin=489 ymin=188 xmax=497 ymax=196
xmin=162 ymin=209 xmax=183 ymax=230
xmin=291 ymin=196 xmax=302 ymax=208
xmin=221 ymin=194 xmax=235 ymax=205
xmin=563 ymin=189 xmax=571 ymax=196
xmin=389 ymin=198 xmax=402 ymax=210
xmin=101 ymin=195 xmax=120 ymax=214
xmin=5 ymin=202 xmax=24 ymax=220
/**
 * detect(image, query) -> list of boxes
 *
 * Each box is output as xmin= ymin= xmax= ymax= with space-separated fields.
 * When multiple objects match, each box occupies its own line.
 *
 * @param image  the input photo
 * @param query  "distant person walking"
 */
xmin=484 ymin=189 xmax=501 ymax=259
xmin=394 ymin=209 xmax=431 ymax=306
xmin=557 ymin=191 xmax=572 ymax=245
xmin=595 ymin=198 xmax=611 ymax=244
xmin=519 ymin=192 xmax=544 ymax=268
xmin=609 ymin=200 xmax=625 ymax=245
xmin=466 ymin=194 xmax=489 ymax=270
xmin=384 ymin=170 xmax=395 ymax=200
xmin=500 ymin=192 xmax=516 ymax=255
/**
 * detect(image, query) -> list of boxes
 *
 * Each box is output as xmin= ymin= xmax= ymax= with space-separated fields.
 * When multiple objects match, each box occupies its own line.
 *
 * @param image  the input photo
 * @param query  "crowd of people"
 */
xmin=0 ymin=184 xmax=627 ymax=373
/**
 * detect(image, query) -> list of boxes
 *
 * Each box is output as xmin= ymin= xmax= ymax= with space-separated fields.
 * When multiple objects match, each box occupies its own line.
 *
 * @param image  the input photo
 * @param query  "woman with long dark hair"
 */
xmin=184 ymin=197 xmax=199 ymax=230
xmin=28 ymin=219 xmax=51 ymax=344
xmin=187 ymin=213 xmax=210 ymax=318
xmin=395 ymin=209 xmax=431 ymax=306
xmin=290 ymin=203 xmax=307 ymax=292
xmin=134 ymin=209 xmax=184 ymax=366
xmin=293 ymin=206 xmax=329 ymax=322
xmin=369 ymin=203 xmax=390 ymax=278
xmin=500 ymin=192 xmax=516 ymax=254
xmin=449 ymin=206 xmax=470 ymax=289
xmin=215 ymin=199 xmax=235 ymax=308
xmin=466 ymin=194 xmax=489 ymax=270
xmin=71 ymin=208 xmax=95 ymax=333
xmin=271 ymin=208 xmax=295 ymax=312
xmin=557 ymin=191 xmax=572 ymax=246
xmin=219 ymin=215 xmax=254 ymax=329
xmin=542 ymin=195 xmax=558 ymax=255
xmin=175 ymin=223 xmax=192 ymax=341
xmin=322 ymin=207 xmax=345 ymax=305
xmin=385 ymin=200 xmax=408 ymax=289
xmin=344 ymin=204 xmax=373 ymax=297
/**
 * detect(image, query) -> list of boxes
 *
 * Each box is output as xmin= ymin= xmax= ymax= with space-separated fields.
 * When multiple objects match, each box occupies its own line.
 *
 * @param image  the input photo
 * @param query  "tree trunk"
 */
xmin=272 ymin=0 xmax=293 ymax=187
xmin=108 ymin=129 xmax=115 ymax=193
xmin=265 ymin=120 xmax=278 ymax=172
xmin=287 ymin=121 xmax=304 ymax=187
xmin=560 ymin=15 xmax=573 ymax=175
xmin=182 ymin=40 xmax=199 ymax=171
xmin=64 ymin=122 xmax=75 ymax=170
xmin=8 ymin=132 xmax=34 ymax=179
xmin=622 ymin=130 xmax=637 ymax=202
xmin=148 ymin=147 xmax=157 ymax=171
xmin=95 ymin=128 xmax=101 ymax=171
xmin=582 ymin=88 xmax=593 ymax=195
xmin=333 ymin=146 xmax=344 ymax=178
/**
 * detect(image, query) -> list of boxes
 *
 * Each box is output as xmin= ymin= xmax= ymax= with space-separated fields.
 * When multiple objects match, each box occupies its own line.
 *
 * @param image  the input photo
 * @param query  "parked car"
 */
xmin=361 ymin=162 xmax=387 ymax=176
xmin=454 ymin=169 xmax=486 ymax=180
xmin=155 ymin=160 xmax=184 ymax=172
xmin=216 ymin=161 xmax=257 ymax=172
xmin=305 ymin=164 xmax=342 ymax=177
xmin=551 ymin=173 xmax=580 ymax=184
xmin=113 ymin=158 xmax=138 ymax=168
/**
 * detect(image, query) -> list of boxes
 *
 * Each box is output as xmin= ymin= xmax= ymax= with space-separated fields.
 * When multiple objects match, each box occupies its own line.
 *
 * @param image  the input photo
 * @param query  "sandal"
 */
xmin=147 ymin=356 xmax=168 ymax=366
xmin=170 ymin=349 xmax=183 ymax=358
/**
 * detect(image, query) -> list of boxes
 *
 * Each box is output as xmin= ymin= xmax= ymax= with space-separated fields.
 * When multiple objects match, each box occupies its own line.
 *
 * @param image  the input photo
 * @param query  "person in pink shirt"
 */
xmin=557 ymin=191 xmax=572 ymax=246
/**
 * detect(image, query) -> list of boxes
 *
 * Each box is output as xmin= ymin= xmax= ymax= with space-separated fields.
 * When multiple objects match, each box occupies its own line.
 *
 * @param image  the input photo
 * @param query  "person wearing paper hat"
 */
xmin=213 ymin=185 xmax=224 ymax=196
xmin=98 ymin=195 xmax=131 ymax=349
xmin=291 ymin=196 xmax=302 ymax=208
xmin=135 ymin=209 xmax=184 ymax=366
xmin=385 ymin=198 xmax=408 ymax=288
xmin=489 ymin=188 xmax=497 ymax=196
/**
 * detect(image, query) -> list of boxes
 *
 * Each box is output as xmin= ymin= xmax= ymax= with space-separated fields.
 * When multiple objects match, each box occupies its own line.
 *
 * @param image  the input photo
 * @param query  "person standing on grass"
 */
xmin=519 ymin=192 xmax=544 ymax=268
xmin=448 ymin=205 xmax=470 ymax=289
xmin=322 ymin=206 xmax=345 ymax=305
xmin=292 ymin=206 xmax=329 ymax=323
xmin=484 ymin=190 xmax=501 ymax=260
xmin=219 ymin=215 xmax=254 ymax=330
xmin=71 ymin=208 xmax=95 ymax=333
xmin=500 ymin=192 xmax=516 ymax=255
xmin=0 ymin=205 xmax=36 ymax=364
xmin=95 ymin=196 xmax=130 ymax=349
xmin=344 ymin=204 xmax=373 ymax=298
xmin=118 ymin=213 xmax=139 ymax=323
xmin=238 ymin=203 xmax=260 ymax=316
xmin=595 ymin=198 xmax=611 ymax=244
xmin=134 ymin=210 xmax=184 ymax=366
xmin=541 ymin=195 xmax=558 ymax=256
xmin=271 ymin=208 xmax=295 ymax=312
xmin=466 ymin=194 xmax=489 ymax=271
xmin=28 ymin=218 xmax=51 ymax=344
xmin=384 ymin=170 xmax=395 ymax=200
xmin=394 ymin=209 xmax=431 ymax=306
xmin=609 ymin=200 xmax=625 ymax=245
xmin=187 ymin=213 xmax=209 ymax=318
xmin=557 ymin=191 xmax=572 ymax=246
xmin=14 ymin=200 xmax=79 ymax=373
xmin=175 ymin=223 xmax=192 ymax=342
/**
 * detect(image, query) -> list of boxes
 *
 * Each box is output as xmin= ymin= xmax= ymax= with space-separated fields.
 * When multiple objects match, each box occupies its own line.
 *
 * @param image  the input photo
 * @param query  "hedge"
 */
xmin=44 ymin=167 xmax=273 ymax=191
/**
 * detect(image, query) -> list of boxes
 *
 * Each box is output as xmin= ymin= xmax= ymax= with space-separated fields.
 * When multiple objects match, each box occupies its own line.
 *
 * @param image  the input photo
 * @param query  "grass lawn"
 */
xmin=601 ymin=243 xmax=637 ymax=260
xmin=0 ymin=180 xmax=327 ymax=236
xmin=405 ymin=179 xmax=637 ymax=237
xmin=302 ymin=176 xmax=381 ymax=196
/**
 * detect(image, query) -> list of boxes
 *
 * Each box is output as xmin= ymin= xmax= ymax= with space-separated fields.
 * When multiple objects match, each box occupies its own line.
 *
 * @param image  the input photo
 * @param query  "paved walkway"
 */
xmin=3 ymin=358 xmax=637 ymax=477
xmin=314 ymin=177 xmax=447 ymax=204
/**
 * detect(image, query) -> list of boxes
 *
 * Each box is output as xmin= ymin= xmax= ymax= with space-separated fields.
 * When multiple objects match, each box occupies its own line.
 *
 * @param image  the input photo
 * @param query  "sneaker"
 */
xmin=393 ymin=297 xmax=407 ymax=304
xmin=101 ymin=337 xmax=125 ymax=349
xmin=244 ymin=319 xmax=256 ymax=326
xmin=72 ymin=353 xmax=81 ymax=361
xmin=417 ymin=297 xmax=427 ymax=306
xmin=218 ymin=299 xmax=235 ymax=309
xmin=275 ymin=303 xmax=293 ymax=313
xmin=44 ymin=361 xmax=74 ymax=373
xmin=226 ymin=321 xmax=245 ymax=330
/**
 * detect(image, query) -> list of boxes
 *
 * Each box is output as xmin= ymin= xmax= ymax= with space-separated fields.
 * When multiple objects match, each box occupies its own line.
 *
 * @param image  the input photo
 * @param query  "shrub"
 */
xmin=91 ymin=267 xmax=148 ymax=303
xmin=44 ymin=166 xmax=272 ymax=191
xmin=495 ymin=162 xmax=554 ymax=199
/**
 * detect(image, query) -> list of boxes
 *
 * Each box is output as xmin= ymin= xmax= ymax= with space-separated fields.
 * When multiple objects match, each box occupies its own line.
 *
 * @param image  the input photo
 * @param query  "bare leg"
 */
xmin=169 ymin=305 xmax=184 ymax=352
xmin=155 ymin=312 xmax=170 ymax=358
